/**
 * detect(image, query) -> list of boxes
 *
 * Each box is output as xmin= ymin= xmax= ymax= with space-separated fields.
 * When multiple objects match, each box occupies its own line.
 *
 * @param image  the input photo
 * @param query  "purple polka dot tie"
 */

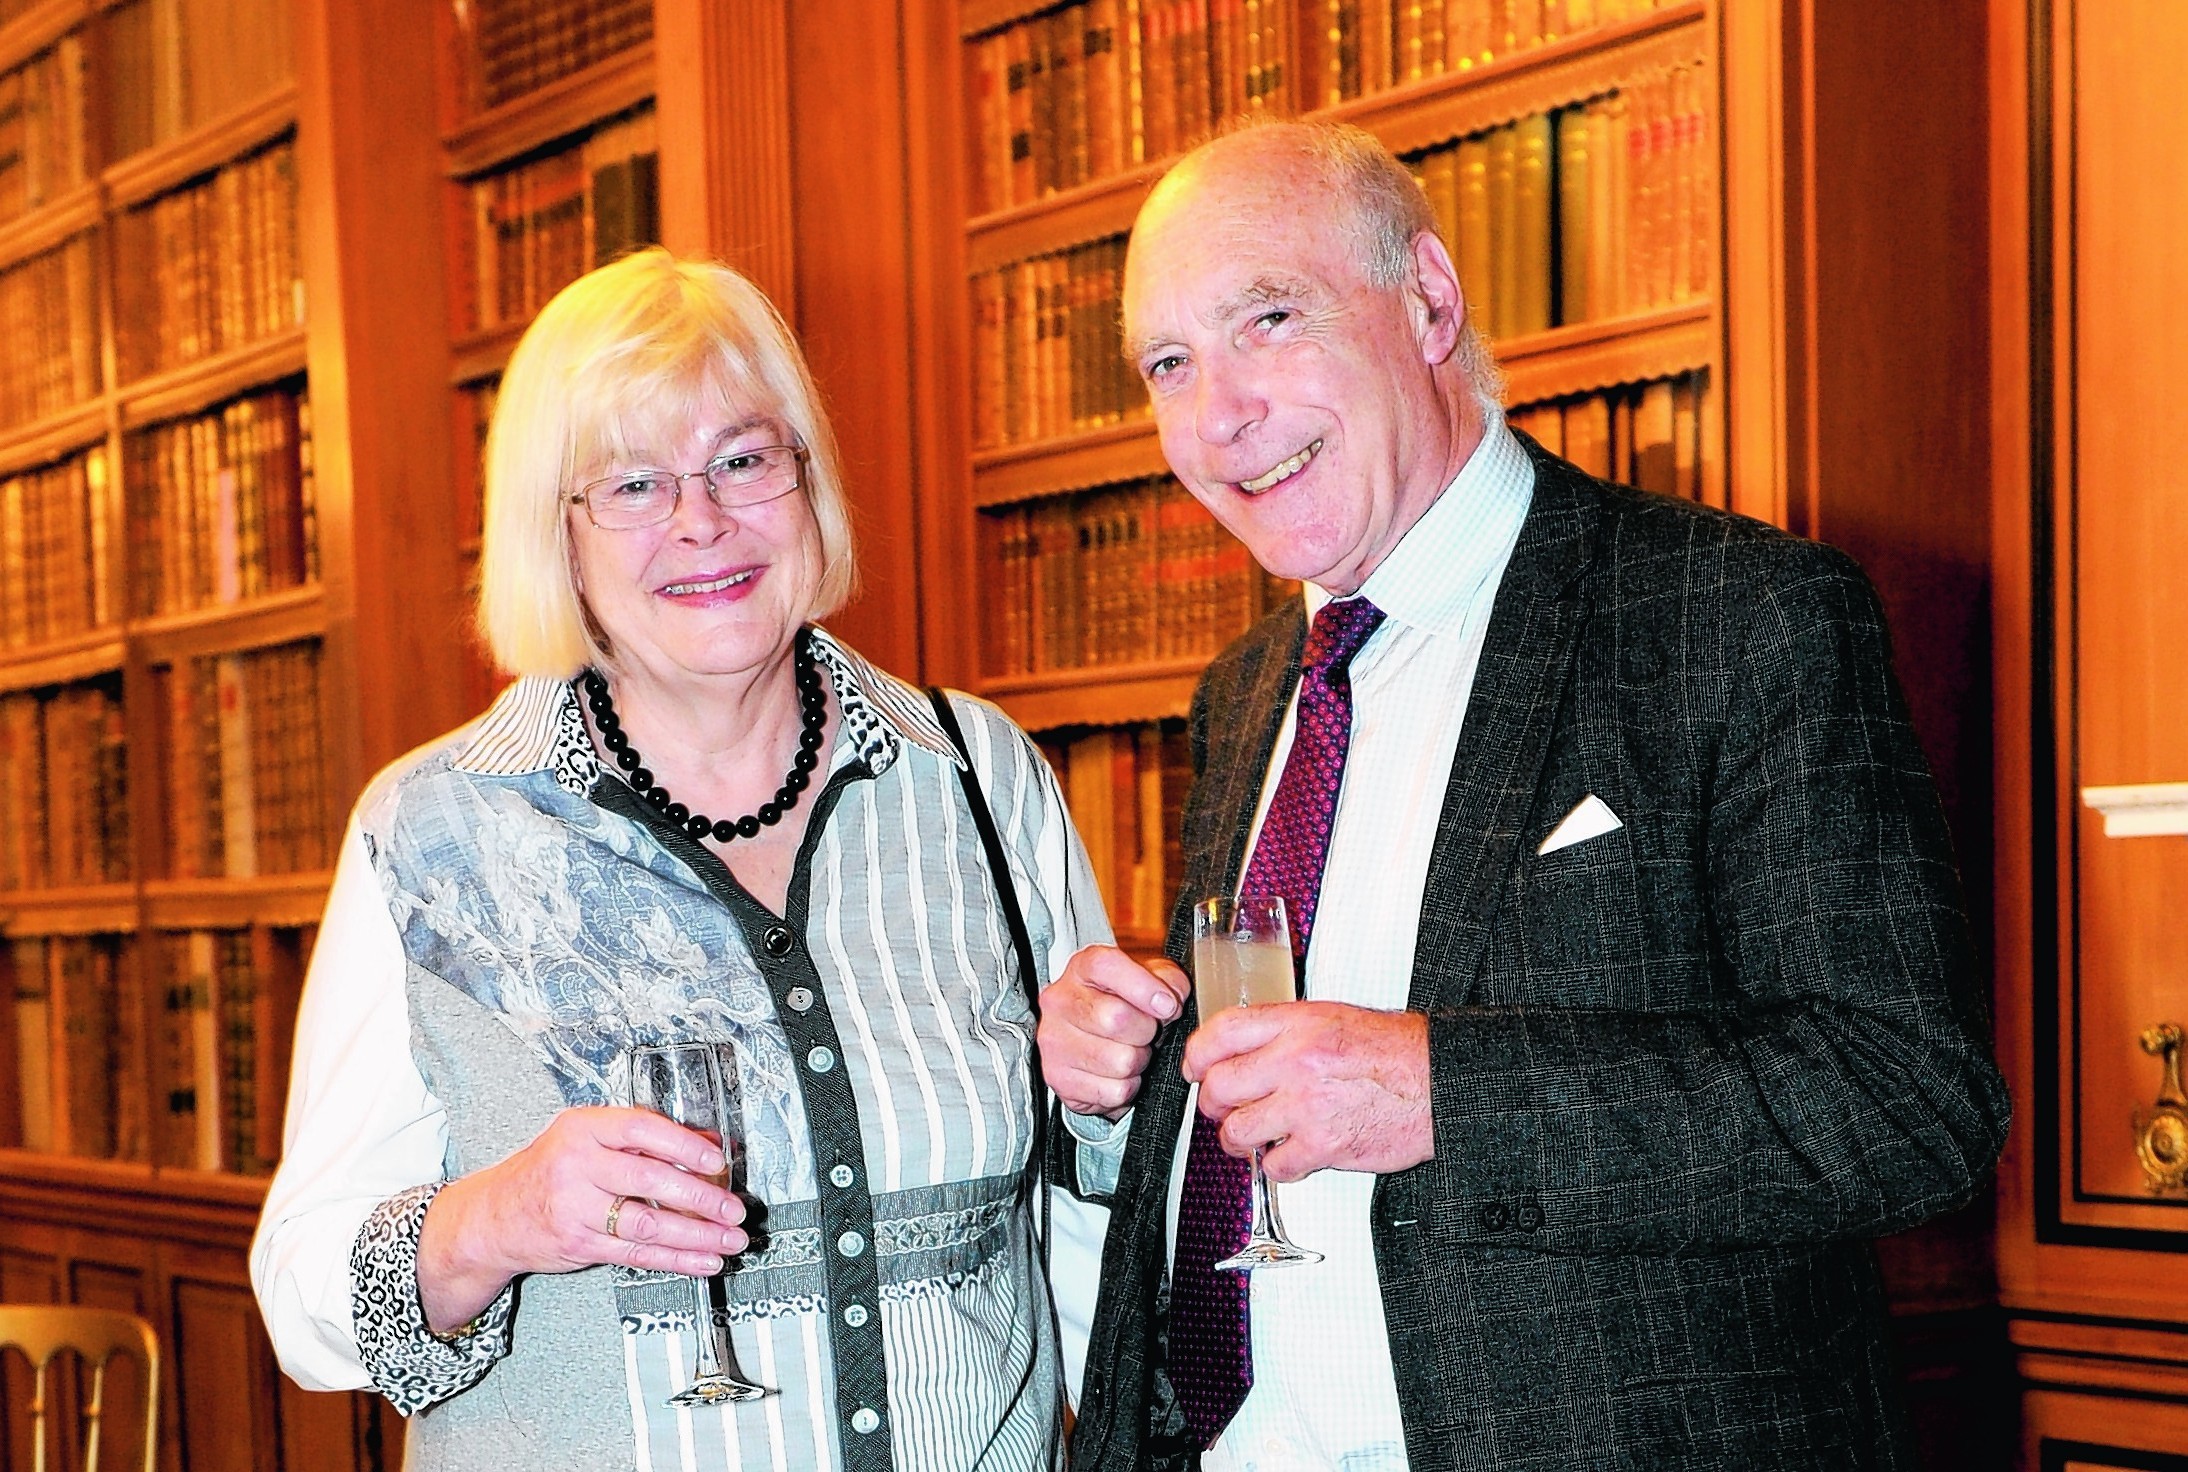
xmin=1170 ymin=596 xmax=1386 ymax=1450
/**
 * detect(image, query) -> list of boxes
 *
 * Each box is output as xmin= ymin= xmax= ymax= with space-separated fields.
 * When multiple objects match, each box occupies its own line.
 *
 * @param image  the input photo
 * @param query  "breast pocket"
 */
xmin=1497 ymin=814 xmax=1647 ymax=1003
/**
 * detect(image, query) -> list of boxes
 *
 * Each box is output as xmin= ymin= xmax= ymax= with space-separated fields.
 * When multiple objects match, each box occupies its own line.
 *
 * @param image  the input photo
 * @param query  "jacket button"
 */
xmin=762 ymin=925 xmax=794 ymax=957
xmin=1480 ymin=1201 xmax=1511 ymax=1232
xmin=1516 ymin=1198 xmax=1543 ymax=1231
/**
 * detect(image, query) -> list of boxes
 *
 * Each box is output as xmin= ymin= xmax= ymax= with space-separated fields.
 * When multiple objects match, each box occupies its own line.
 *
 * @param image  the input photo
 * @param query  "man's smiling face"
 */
xmin=1121 ymin=138 xmax=1472 ymax=596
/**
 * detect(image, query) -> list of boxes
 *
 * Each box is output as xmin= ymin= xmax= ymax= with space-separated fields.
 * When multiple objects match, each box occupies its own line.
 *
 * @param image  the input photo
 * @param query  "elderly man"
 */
xmin=1039 ymin=120 xmax=2009 ymax=1472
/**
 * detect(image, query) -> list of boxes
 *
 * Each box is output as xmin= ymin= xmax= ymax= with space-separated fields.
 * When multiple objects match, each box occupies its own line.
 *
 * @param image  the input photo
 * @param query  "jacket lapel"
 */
xmin=1407 ymin=444 xmax=1602 ymax=1010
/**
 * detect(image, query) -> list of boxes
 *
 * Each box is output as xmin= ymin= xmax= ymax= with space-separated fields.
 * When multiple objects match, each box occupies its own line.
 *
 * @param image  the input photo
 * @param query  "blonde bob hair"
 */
xmin=476 ymin=248 xmax=858 ymax=678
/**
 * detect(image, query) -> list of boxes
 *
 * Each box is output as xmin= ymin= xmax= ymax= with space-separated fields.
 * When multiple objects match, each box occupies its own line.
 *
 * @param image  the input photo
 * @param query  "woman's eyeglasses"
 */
xmin=569 ymin=445 xmax=805 ymax=529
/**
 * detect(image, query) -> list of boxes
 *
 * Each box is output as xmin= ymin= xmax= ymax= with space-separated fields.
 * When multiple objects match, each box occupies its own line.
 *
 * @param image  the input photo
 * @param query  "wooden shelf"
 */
xmin=0 ymin=1150 xmax=266 ymax=1250
xmin=0 ymin=627 xmax=124 ymax=693
xmin=133 ymin=584 xmax=326 ymax=665
xmin=442 ymin=41 xmax=653 ymax=177
xmin=0 ymin=882 xmax=139 ymax=936
xmin=981 ymin=658 xmax=1203 ymax=730
xmin=116 ymin=329 xmax=309 ymax=429
xmin=449 ymin=320 xmax=525 ymax=384
xmin=0 ymin=0 xmax=87 ymax=76
xmin=964 ymin=0 xmax=1706 ymax=272
xmin=968 ymin=305 xmax=1714 ymax=506
xmin=968 ymin=162 xmax=1164 ymax=275
xmin=102 ymin=84 xmax=299 ymax=210
xmin=0 ymin=180 xmax=98 ymax=274
xmin=971 ymin=415 xmax=1166 ymax=505
xmin=1499 ymin=300 xmax=1715 ymax=405
xmin=958 ymin=0 xmax=1060 ymax=38
xmin=0 ymin=400 xmax=107 ymax=480
xmin=1328 ymin=0 xmax=1706 ymax=155
xmin=143 ymin=870 xmax=332 ymax=929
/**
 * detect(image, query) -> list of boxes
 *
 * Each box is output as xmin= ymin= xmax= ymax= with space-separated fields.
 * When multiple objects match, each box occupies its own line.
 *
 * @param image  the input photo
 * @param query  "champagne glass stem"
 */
xmin=1249 ymin=1147 xmax=1280 ymax=1242
xmin=691 ymin=1278 xmax=723 ymax=1380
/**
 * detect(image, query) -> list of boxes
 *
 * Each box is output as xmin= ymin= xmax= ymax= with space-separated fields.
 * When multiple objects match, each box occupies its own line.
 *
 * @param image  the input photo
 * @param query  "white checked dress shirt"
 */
xmin=1075 ymin=412 xmax=1534 ymax=1471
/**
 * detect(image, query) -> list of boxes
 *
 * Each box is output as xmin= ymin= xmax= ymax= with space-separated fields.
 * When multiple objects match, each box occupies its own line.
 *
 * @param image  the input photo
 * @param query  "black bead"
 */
xmin=794 ymin=749 xmax=819 ymax=773
xmin=757 ymin=801 xmax=781 ymax=825
xmin=603 ymin=728 xmax=629 ymax=752
xmin=616 ymin=747 xmax=640 ymax=771
xmin=712 ymin=819 xmax=737 ymax=843
xmin=685 ymin=814 xmax=712 ymax=838
xmin=631 ymin=767 xmax=654 ymax=791
xmin=799 ymin=726 xmax=825 ymax=753
xmin=645 ymin=787 xmax=671 ymax=811
xmin=735 ymin=815 xmax=762 ymax=839
xmin=664 ymin=802 xmax=689 ymax=825
xmin=785 ymin=769 xmax=810 ymax=793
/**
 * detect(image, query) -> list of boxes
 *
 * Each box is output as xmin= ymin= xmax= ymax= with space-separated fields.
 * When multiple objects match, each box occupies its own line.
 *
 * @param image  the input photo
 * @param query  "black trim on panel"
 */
xmin=2028 ymin=0 xmax=2071 ymax=1244
xmin=2041 ymin=1439 xmax=2188 ymax=1471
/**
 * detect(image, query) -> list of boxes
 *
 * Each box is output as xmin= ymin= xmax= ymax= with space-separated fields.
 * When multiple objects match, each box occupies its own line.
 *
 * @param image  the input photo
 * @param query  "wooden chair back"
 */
xmin=0 ymin=1305 xmax=159 ymax=1472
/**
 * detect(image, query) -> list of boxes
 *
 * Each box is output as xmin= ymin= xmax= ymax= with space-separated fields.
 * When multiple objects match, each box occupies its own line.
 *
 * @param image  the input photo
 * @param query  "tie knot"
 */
xmin=1302 ymin=597 xmax=1385 ymax=677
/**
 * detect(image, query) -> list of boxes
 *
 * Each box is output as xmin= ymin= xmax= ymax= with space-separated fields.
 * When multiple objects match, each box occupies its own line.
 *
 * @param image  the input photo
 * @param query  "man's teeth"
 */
xmin=664 ymin=570 xmax=754 ymax=595
xmin=1239 ymin=440 xmax=1322 ymax=493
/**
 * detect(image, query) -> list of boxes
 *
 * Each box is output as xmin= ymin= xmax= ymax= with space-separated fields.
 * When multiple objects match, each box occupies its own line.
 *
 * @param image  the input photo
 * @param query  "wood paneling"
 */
xmin=783 ymin=0 xmax=929 ymax=681
xmin=294 ymin=0 xmax=466 ymax=806
xmin=2058 ymin=0 xmax=2188 ymax=1220
xmin=1995 ymin=0 xmax=2188 ymax=1454
xmin=171 ymin=1277 xmax=281 ymax=1472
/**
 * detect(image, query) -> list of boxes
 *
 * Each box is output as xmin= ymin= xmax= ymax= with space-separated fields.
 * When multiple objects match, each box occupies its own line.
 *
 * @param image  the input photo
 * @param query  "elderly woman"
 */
xmin=251 ymin=249 xmax=1110 ymax=1470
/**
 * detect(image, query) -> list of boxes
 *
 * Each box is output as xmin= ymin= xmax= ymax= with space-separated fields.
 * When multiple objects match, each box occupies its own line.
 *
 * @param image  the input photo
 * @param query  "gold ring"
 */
xmin=605 ymin=1195 xmax=628 ymax=1239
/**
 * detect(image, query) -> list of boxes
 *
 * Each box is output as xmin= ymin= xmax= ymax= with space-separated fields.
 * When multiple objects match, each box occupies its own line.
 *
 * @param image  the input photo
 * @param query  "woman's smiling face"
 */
xmin=568 ymin=407 xmax=823 ymax=691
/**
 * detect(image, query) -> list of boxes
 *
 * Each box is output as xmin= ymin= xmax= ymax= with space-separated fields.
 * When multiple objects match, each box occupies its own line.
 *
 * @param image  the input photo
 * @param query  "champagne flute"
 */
xmin=627 ymin=1041 xmax=770 ymax=1405
xmin=1191 ymin=894 xmax=1323 ymax=1269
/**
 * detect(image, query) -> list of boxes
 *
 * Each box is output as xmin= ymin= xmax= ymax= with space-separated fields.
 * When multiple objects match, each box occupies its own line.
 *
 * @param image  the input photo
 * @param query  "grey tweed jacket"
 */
xmin=1065 ymin=440 xmax=2011 ymax=1472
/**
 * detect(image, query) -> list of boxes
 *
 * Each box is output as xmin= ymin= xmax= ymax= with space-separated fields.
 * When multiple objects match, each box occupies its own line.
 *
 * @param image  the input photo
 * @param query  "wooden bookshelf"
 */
xmin=0 ymin=0 xmax=448 ymax=1464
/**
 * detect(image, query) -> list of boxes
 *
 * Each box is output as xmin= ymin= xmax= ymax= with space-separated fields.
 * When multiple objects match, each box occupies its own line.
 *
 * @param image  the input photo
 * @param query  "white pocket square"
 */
xmin=1537 ymin=794 xmax=1623 ymax=856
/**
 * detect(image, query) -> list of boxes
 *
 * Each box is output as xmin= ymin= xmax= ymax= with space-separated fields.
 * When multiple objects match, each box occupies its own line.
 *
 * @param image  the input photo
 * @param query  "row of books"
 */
xmin=970 ymin=236 xmax=1147 ymax=450
xmin=1308 ymin=0 xmax=1676 ymax=106
xmin=980 ymin=474 xmax=1300 ymax=678
xmin=4 ymin=926 xmax=308 ymax=1175
xmin=0 ymin=31 xmax=88 ymax=228
xmin=0 ymin=234 xmax=98 ymax=432
xmin=462 ymin=106 xmax=659 ymax=336
xmin=0 ymin=680 xmax=129 ymax=891
xmin=0 ymin=446 xmax=114 ymax=651
xmin=454 ymin=0 xmax=653 ymax=115
xmin=970 ymin=0 xmax=1291 ymax=214
xmin=1410 ymin=61 xmax=1709 ymax=340
xmin=1506 ymin=367 xmax=1707 ymax=500
xmin=1037 ymin=720 xmax=1190 ymax=939
xmin=112 ymin=138 xmax=303 ymax=384
xmin=104 ymin=0 xmax=294 ymax=164
xmin=122 ymin=385 xmax=318 ymax=617
xmin=966 ymin=0 xmax=1684 ymax=213
xmin=156 ymin=640 xmax=330 ymax=880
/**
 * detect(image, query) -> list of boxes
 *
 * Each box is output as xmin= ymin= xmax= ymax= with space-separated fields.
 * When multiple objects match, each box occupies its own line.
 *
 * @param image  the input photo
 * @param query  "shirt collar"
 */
xmin=450 ymin=624 xmax=962 ymax=781
xmin=1303 ymin=407 xmax=1535 ymax=637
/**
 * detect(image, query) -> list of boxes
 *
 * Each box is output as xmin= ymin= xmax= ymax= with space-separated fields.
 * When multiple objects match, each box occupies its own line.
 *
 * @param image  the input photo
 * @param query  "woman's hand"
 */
xmin=416 ymin=1106 xmax=750 ymax=1334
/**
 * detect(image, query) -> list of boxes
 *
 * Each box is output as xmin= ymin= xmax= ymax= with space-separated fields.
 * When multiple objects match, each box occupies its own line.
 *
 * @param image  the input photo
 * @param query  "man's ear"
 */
xmin=1407 ymin=230 xmax=1466 ymax=367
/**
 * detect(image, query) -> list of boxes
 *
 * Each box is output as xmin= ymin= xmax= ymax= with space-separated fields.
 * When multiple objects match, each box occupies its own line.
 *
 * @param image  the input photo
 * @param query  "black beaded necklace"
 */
xmin=581 ymin=630 xmax=828 ymax=844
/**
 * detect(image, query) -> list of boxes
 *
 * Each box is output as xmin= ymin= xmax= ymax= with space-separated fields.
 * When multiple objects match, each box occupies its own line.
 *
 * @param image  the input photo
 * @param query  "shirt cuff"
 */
xmin=1062 ymin=1107 xmax=1132 ymax=1198
xmin=349 ymin=1182 xmax=515 ymax=1415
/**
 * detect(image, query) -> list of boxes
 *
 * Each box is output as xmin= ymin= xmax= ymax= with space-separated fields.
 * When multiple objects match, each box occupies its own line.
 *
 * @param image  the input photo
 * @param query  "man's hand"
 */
xmin=1183 ymin=1002 xmax=1433 ymax=1180
xmin=1040 ymin=945 xmax=1191 ymax=1120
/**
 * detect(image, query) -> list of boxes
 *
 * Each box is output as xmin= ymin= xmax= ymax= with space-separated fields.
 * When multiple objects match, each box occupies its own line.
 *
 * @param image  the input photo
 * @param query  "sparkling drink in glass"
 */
xmin=627 ymin=1041 xmax=770 ymax=1405
xmin=1190 ymin=894 xmax=1323 ymax=1269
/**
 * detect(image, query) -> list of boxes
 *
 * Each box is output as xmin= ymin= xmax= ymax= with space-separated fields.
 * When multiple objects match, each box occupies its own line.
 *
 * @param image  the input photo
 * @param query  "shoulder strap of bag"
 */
xmin=926 ymin=689 xmax=1050 ymax=1237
